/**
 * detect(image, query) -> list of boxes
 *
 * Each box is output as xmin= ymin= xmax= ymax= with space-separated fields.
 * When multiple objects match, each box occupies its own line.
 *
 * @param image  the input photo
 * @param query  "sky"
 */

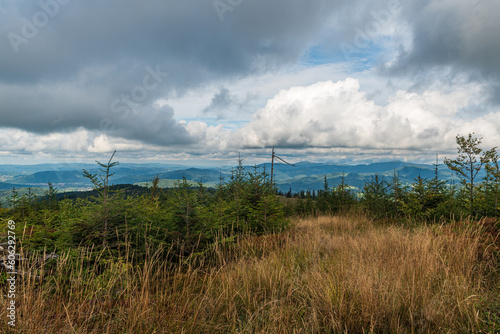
xmin=0 ymin=0 xmax=499 ymax=166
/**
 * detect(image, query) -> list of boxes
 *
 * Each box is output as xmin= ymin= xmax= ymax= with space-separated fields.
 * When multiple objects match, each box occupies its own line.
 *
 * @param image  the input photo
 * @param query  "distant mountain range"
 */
xmin=263 ymin=161 xmax=458 ymax=193
xmin=0 ymin=161 xmax=468 ymax=194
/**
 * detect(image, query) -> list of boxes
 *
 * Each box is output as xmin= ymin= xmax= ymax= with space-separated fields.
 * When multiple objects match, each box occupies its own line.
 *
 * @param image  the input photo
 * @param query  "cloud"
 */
xmin=202 ymin=87 xmax=258 ymax=120
xmin=1 ymin=0 xmax=499 ymax=164
xmin=385 ymin=0 xmax=500 ymax=102
xmin=0 ymin=0 xmax=345 ymax=149
xmin=0 ymin=81 xmax=196 ymax=146
xmin=203 ymin=88 xmax=234 ymax=119
xmin=309 ymin=0 xmax=500 ymax=104
xmin=232 ymin=78 xmax=500 ymax=151
xmin=0 ymin=0 xmax=340 ymax=86
xmin=0 ymin=118 xmax=231 ymax=160
xmin=109 ymin=105 xmax=196 ymax=146
xmin=0 ymin=128 xmax=145 ymax=154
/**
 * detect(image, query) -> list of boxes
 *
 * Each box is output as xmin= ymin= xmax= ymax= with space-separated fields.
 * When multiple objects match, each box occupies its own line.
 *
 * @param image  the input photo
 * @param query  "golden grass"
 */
xmin=1 ymin=214 xmax=499 ymax=333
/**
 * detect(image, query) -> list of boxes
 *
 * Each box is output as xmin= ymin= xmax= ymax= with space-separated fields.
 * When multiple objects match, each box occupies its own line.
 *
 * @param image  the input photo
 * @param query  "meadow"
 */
xmin=2 ymin=213 xmax=498 ymax=333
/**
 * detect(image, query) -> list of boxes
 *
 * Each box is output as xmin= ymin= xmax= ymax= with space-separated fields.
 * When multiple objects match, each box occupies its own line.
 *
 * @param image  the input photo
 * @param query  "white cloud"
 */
xmin=232 ymin=78 xmax=500 ymax=152
xmin=0 ymin=128 xmax=90 ymax=152
xmin=87 ymin=134 xmax=145 ymax=153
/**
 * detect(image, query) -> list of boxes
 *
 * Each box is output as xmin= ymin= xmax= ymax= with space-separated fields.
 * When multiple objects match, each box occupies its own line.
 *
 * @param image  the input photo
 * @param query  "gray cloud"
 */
xmin=0 ymin=81 xmax=193 ymax=146
xmin=0 ymin=0 xmax=340 ymax=85
xmin=203 ymin=88 xmax=234 ymax=119
xmin=110 ymin=105 xmax=196 ymax=146
xmin=309 ymin=0 xmax=500 ymax=104
xmin=0 ymin=0 xmax=343 ymax=143
xmin=385 ymin=0 xmax=500 ymax=102
xmin=1 ymin=0 xmax=499 ymax=163
xmin=202 ymin=87 xmax=257 ymax=119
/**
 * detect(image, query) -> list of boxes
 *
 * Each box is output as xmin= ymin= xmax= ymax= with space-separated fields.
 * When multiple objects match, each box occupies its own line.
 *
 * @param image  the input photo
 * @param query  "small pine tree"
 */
xmin=169 ymin=177 xmax=199 ymax=240
xmin=389 ymin=169 xmax=405 ymax=217
xmin=149 ymin=175 xmax=161 ymax=205
xmin=484 ymin=148 xmax=500 ymax=218
xmin=362 ymin=174 xmax=390 ymax=217
xmin=80 ymin=151 xmax=124 ymax=247
xmin=227 ymin=155 xmax=246 ymax=230
xmin=8 ymin=187 xmax=18 ymax=213
xmin=45 ymin=182 xmax=58 ymax=210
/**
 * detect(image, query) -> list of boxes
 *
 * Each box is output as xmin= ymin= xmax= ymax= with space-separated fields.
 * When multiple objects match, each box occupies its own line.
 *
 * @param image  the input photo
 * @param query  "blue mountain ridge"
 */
xmin=0 ymin=161 xmax=467 ymax=193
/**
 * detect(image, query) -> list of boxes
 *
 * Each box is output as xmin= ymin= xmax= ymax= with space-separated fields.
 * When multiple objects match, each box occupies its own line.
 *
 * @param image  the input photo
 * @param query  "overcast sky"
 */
xmin=0 ymin=0 xmax=499 ymax=165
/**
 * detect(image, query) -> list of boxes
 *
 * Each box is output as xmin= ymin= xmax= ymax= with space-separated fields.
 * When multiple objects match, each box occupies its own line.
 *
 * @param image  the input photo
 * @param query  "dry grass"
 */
xmin=1 ymin=214 xmax=499 ymax=333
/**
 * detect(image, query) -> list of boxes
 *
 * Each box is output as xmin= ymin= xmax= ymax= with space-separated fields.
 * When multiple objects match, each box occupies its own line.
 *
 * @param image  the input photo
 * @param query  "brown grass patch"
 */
xmin=1 ymin=214 xmax=499 ymax=333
